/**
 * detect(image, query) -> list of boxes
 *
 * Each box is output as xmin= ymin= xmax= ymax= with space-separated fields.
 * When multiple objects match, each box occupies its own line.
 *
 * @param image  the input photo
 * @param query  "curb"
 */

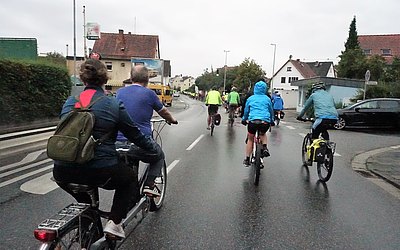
xmin=351 ymin=145 xmax=400 ymax=197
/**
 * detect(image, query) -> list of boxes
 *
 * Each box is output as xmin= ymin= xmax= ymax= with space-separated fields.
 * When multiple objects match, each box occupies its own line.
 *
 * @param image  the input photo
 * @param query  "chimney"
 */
xmin=118 ymin=29 xmax=124 ymax=34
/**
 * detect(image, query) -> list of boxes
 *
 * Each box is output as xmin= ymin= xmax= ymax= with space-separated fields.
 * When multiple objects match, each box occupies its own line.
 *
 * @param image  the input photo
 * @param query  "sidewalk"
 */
xmin=366 ymin=146 xmax=400 ymax=189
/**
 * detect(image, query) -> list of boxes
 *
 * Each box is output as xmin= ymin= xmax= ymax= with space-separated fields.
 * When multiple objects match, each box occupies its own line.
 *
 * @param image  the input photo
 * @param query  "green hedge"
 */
xmin=0 ymin=59 xmax=71 ymax=125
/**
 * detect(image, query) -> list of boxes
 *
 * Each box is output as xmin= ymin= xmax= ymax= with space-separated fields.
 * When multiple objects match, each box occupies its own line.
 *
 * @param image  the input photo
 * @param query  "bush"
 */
xmin=0 ymin=59 xmax=71 ymax=125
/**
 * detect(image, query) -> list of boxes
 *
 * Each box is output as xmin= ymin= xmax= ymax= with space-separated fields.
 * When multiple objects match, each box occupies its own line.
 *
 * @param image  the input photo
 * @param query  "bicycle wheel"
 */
xmin=317 ymin=148 xmax=334 ymax=182
xmin=210 ymin=122 xmax=215 ymax=136
xmin=48 ymin=214 xmax=103 ymax=250
xmin=150 ymin=160 xmax=167 ymax=211
xmin=301 ymin=134 xmax=312 ymax=167
xmin=253 ymin=143 xmax=261 ymax=186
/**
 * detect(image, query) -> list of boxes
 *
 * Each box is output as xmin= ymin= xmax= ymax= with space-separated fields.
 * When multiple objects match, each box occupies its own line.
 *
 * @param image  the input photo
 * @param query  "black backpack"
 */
xmin=47 ymin=94 xmax=109 ymax=164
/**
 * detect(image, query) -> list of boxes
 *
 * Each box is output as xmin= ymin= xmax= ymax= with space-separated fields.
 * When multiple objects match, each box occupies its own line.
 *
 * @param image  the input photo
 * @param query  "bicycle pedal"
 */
xmin=105 ymin=233 xmax=123 ymax=241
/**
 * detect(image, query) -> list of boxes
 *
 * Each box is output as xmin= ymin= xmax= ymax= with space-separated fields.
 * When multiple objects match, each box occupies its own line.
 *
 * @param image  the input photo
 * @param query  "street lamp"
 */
xmin=270 ymin=43 xmax=277 ymax=92
xmin=223 ymin=50 xmax=230 ymax=94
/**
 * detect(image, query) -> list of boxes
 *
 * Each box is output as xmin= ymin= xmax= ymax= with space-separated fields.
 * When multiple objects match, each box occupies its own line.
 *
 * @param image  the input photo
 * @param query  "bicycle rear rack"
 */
xmin=37 ymin=203 xmax=91 ymax=231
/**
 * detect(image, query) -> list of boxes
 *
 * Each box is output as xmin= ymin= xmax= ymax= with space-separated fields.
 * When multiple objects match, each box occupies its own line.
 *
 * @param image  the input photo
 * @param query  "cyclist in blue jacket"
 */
xmin=297 ymin=81 xmax=338 ymax=140
xmin=241 ymin=80 xmax=274 ymax=167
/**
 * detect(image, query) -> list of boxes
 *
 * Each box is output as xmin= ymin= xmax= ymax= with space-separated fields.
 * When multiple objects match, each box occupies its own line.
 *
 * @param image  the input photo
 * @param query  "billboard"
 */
xmin=131 ymin=58 xmax=164 ymax=83
xmin=86 ymin=22 xmax=100 ymax=40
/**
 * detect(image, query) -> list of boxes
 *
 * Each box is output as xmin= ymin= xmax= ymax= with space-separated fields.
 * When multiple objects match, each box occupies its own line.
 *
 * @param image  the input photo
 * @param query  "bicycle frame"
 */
xmin=34 ymin=119 xmax=169 ymax=249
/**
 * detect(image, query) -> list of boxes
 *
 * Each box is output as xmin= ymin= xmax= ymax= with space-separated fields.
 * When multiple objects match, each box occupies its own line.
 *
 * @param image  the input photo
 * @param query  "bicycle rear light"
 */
xmin=34 ymin=229 xmax=57 ymax=242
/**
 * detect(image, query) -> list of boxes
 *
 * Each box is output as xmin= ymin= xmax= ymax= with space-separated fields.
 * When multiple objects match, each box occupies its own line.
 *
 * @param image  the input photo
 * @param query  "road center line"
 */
xmin=167 ymin=160 xmax=180 ymax=174
xmin=186 ymin=134 xmax=204 ymax=150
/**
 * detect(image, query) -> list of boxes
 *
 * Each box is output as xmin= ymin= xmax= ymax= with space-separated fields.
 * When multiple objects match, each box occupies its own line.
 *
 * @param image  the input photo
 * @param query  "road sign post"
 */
xmin=364 ymin=70 xmax=371 ymax=100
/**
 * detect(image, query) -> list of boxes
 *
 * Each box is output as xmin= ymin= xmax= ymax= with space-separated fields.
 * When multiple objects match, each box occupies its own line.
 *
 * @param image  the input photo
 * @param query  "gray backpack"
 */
xmin=47 ymin=95 xmax=109 ymax=164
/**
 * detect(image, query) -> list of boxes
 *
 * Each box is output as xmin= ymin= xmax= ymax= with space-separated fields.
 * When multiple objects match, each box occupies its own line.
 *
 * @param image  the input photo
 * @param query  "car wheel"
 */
xmin=334 ymin=117 xmax=346 ymax=130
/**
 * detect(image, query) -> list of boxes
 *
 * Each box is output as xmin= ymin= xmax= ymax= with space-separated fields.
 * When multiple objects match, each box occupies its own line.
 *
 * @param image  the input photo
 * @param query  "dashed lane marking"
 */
xmin=167 ymin=160 xmax=180 ymax=174
xmin=286 ymin=126 xmax=295 ymax=130
xmin=186 ymin=134 xmax=204 ymax=151
xmin=0 ymin=159 xmax=52 ymax=178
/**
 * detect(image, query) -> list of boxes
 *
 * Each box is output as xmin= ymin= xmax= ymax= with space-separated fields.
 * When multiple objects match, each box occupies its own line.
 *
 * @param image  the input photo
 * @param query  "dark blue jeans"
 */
xmin=115 ymin=140 xmax=164 ymax=184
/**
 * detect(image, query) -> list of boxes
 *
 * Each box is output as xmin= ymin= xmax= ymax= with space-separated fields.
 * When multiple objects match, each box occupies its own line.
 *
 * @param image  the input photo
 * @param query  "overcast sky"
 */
xmin=1 ymin=0 xmax=398 ymax=78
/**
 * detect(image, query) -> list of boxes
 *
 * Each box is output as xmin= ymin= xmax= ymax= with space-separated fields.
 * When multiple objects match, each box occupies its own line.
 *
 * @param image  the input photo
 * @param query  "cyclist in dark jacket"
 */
xmin=297 ymin=81 xmax=338 ymax=140
xmin=53 ymin=59 xmax=158 ymax=239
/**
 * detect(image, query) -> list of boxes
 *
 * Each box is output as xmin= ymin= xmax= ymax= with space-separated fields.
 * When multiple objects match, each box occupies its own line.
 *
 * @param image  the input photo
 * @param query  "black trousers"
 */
xmin=53 ymin=163 xmax=138 ymax=224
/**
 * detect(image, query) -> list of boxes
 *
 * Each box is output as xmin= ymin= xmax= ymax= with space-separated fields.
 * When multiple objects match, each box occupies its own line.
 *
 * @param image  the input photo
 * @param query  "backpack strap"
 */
xmin=74 ymin=89 xmax=105 ymax=109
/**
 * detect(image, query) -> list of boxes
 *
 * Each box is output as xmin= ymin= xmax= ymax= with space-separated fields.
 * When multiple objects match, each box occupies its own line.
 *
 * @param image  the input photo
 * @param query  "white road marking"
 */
xmin=0 ymin=165 xmax=53 ymax=188
xmin=299 ymin=133 xmax=307 ymax=137
xmin=286 ymin=126 xmax=295 ymax=130
xmin=334 ymin=152 xmax=341 ymax=156
xmin=20 ymin=172 xmax=58 ymax=194
xmin=167 ymin=160 xmax=180 ymax=174
xmin=390 ymin=145 xmax=400 ymax=149
xmin=0 ymin=149 xmax=46 ymax=172
xmin=186 ymin=134 xmax=204 ymax=150
xmin=0 ymin=159 xmax=52 ymax=178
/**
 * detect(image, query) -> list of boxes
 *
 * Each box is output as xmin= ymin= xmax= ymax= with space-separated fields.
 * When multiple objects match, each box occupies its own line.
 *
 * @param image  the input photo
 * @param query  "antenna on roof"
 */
xmin=134 ymin=17 xmax=137 ymax=34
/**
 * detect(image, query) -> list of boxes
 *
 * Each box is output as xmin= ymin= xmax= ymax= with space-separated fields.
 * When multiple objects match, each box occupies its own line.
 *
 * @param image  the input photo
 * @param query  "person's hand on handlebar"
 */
xmin=241 ymin=120 xmax=247 ymax=126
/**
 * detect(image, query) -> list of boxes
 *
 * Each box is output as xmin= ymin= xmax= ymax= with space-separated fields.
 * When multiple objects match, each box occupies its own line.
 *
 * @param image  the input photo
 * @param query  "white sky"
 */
xmin=1 ymin=0 xmax=398 ymax=78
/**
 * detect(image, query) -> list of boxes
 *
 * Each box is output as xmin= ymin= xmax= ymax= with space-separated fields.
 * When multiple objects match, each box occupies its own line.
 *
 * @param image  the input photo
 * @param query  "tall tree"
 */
xmin=336 ymin=16 xmax=366 ymax=79
xmin=233 ymin=58 xmax=265 ymax=92
xmin=344 ymin=16 xmax=360 ymax=50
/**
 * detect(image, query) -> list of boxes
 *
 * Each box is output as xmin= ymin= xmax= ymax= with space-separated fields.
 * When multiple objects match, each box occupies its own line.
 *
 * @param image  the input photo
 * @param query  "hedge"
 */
xmin=0 ymin=59 xmax=71 ymax=126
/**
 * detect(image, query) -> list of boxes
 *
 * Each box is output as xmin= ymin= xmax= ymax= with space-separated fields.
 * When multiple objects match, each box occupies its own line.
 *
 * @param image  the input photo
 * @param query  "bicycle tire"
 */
xmin=253 ymin=143 xmax=261 ymax=186
xmin=150 ymin=160 xmax=167 ymax=211
xmin=210 ymin=123 xmax=214 ymax=136
xmin=301 ymin=134 xmax=312 ymax=167
xmin=47 ymin=214 xmax=103 ymax=250
xmin=317 ymin=148 xmax=334 ymax=182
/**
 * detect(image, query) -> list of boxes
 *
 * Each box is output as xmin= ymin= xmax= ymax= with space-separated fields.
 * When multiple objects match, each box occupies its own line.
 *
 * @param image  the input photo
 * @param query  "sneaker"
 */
xmin=143 ymin=185 xmax=161 ymax=197
xmin=262 ymin=149 xmax=270 ymax=158
xmin=243 ymin=158 xmax=250 ymax=167
xmin=206 ymin=126 xmax=211 ymax=130
xmin=103 ymin=220 xmax=125 ymax=239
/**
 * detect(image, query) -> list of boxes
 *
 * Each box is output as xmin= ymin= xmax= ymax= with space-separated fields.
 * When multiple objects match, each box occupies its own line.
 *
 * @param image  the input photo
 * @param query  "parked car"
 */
xmin=334 ymin=98 xmax=400 ymax=130
xmin=173 ymin=92 xmax=180 ymax=97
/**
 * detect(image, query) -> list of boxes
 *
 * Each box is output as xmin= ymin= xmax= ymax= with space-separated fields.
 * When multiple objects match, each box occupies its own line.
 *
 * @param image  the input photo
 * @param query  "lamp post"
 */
xmin=223 ymin=50 xmax=230 ymax=94
xmin=270 ymin=43 xmax=277 ymax=92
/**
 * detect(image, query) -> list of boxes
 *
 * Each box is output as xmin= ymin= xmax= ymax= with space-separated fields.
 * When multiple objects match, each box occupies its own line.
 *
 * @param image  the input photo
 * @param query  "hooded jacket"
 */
xmin=242 ymin=81 xmax=274 ymax=123
xmin=299 ymin=89 xmax=338 ymax=119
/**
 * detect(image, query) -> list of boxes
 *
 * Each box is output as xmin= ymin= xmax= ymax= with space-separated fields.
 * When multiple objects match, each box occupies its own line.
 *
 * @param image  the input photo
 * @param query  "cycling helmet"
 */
xmin=231 ymin=86 xmax=237 ymax=91
xmin=311 ymin=81 xmax=325 ymax=91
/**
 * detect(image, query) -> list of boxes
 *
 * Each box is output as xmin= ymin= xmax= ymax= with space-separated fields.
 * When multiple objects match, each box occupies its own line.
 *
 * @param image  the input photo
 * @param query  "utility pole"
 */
xmin=83 ymin=5 xmax=87 ymax=59
xmin=73 ymin=0 xmax=77 ymax=83
xmin=66 ymin=44 xmax=69 ymax=57
xmin=223 ymin=50 xmax=230 ymax=94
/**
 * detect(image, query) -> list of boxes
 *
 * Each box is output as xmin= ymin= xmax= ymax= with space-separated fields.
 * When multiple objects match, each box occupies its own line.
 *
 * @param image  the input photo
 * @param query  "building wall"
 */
xmin=170 ymin=76 xmax=195 ymax=91
xmin=271 ymin=61 xmax=301 ymax=91
xmin=276 ymin=89 xmax=298 ymax=109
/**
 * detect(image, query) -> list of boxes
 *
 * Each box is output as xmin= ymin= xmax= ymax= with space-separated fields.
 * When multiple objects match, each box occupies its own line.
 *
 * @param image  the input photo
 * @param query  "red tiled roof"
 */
xmin=291 ymin=60 xmax=317 ymax=78
xmin=92 ymin=30 xmax=159 ymax=60
xmin=358 ymin=34 xmax=400 ymax=63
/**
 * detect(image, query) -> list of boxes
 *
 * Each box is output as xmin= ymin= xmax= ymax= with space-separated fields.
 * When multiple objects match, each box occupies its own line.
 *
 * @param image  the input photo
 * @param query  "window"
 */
xmin=287 ymin=67 xmax=292 ymax=72
xmin=381 ymin=49 xmax=391 ymax=56
xmin=105 ymin=62 xmax=112 ymax=71
xmin=379 ymin=100 xmax=400 ymax=109
xmin=358 ymin=101 xmax=378 ymax=109
xmin=121 ymin=62 xmax=125 ymax=67
xmin=363 ymin=49 xmax=372 ymax=55
xmin=288 ymin=77 xmax=298 ymax=83
xmin=281 ymin=77 xmax=286 ymax=83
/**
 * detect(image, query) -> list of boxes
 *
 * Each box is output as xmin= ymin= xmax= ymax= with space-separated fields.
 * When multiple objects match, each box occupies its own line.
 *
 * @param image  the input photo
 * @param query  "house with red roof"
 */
xmin=271 ymin=57 xmax=336 ymax=91
xmin=91 ymin=29 xmax=161 ymax=91
xmin=358 ymin=34 xmax=400 ymax=64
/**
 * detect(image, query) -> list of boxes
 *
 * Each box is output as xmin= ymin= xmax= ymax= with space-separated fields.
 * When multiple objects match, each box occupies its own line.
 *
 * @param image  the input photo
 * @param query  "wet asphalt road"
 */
xmin=1 ymin=95 xmax=400 ymax=249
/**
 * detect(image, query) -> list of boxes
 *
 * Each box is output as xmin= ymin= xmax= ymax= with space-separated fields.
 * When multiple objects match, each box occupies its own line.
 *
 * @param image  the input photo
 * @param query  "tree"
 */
xmin=233 ymin=58 xmax=265 ymax=92
xmin=37 ymin=51 xmax=67 ymax=67
xmin=336 ymin=16 xmax=367 ymax=79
